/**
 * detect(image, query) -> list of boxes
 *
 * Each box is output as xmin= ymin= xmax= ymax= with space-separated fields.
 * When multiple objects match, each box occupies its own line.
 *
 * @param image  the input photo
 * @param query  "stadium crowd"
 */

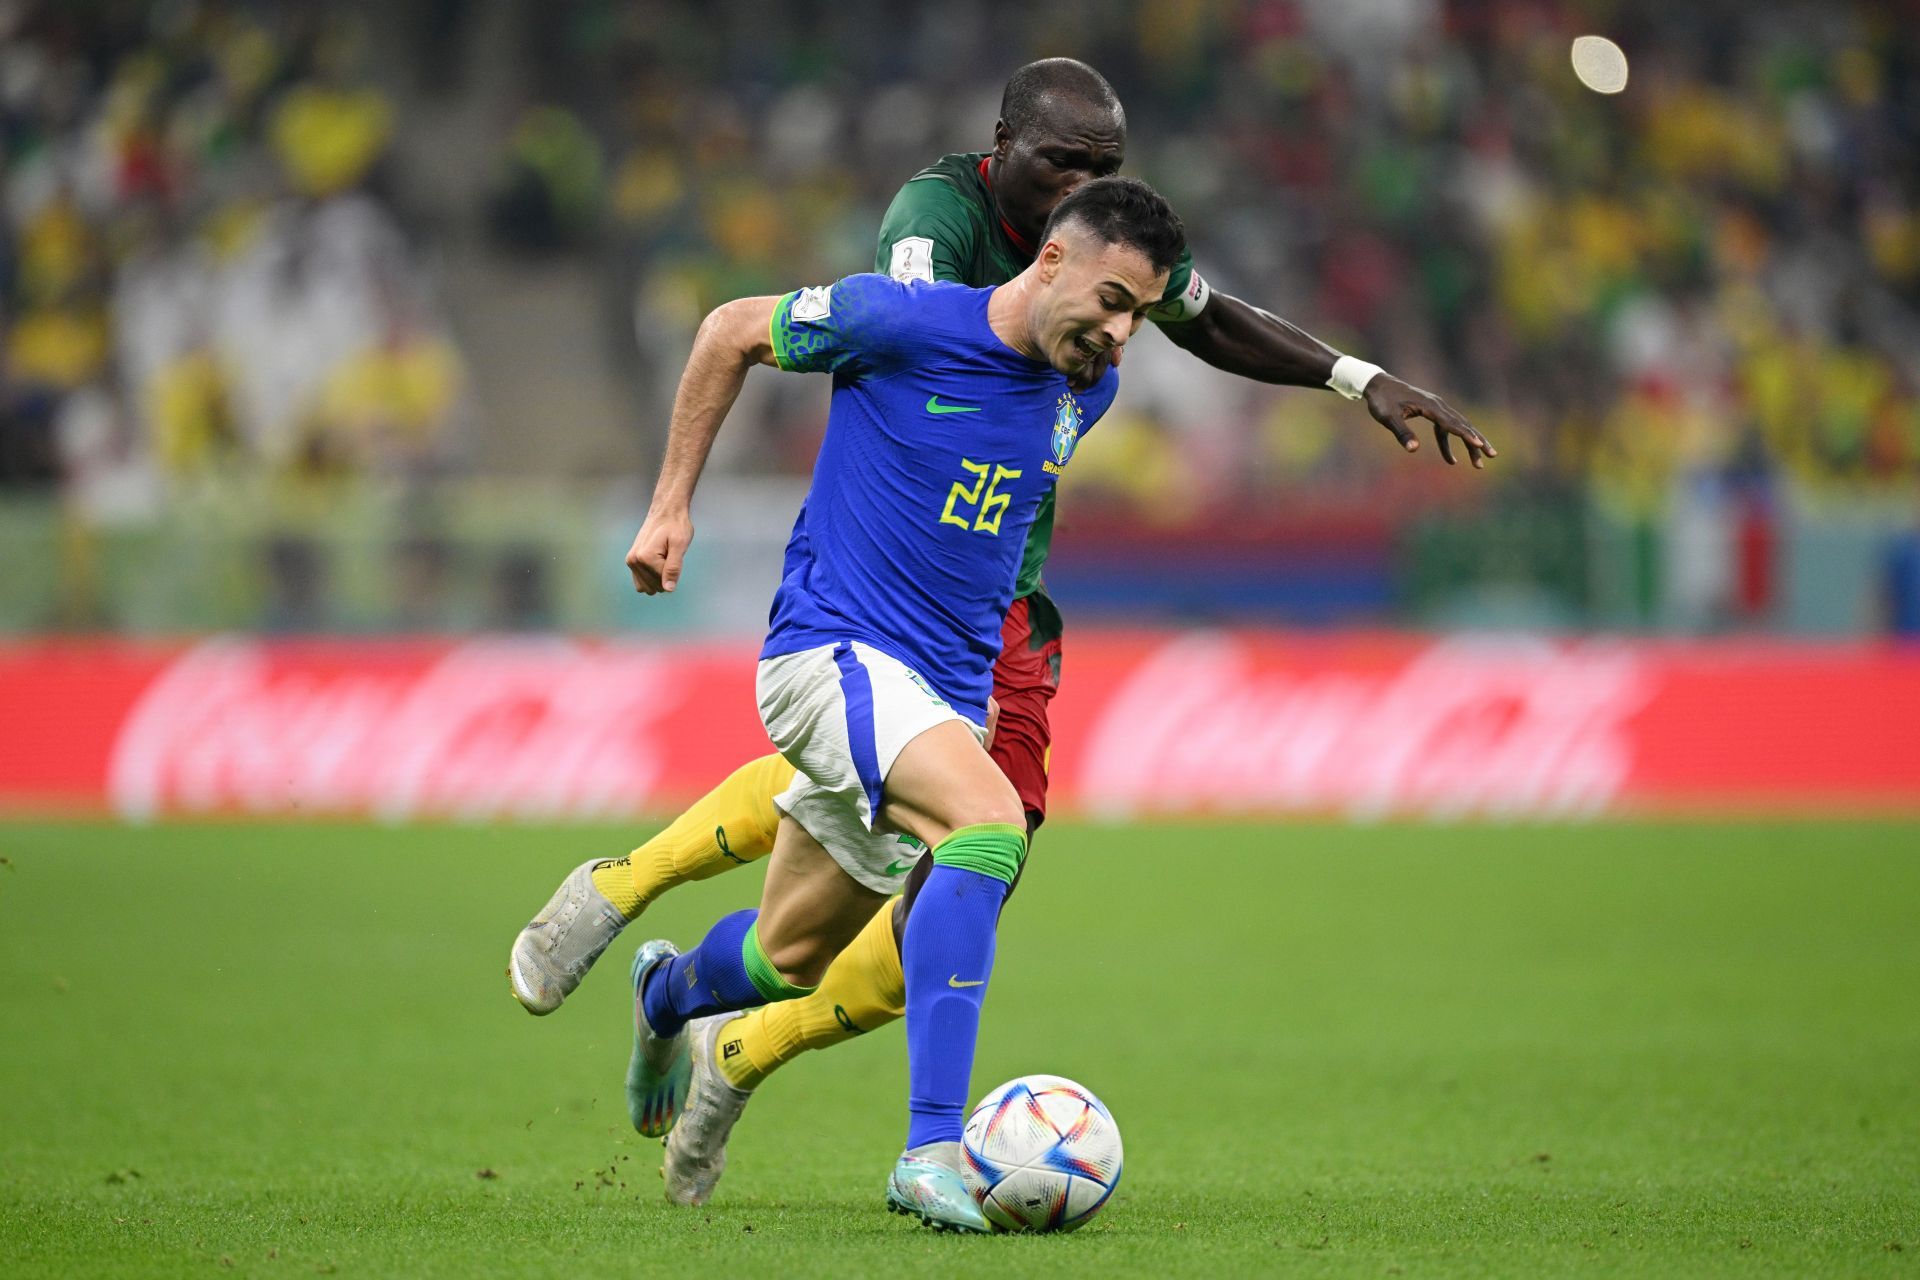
xmin=0 ymin=0 xmax=463 ymax=520
xmin=577 ymin=0 xmax=1920 ymax=517
xmin=4 ymin=0 xmax=1917 ymax=629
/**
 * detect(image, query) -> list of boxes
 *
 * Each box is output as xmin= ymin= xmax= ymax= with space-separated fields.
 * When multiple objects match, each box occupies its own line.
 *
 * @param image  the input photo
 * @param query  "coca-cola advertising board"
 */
xmin=3 ymin=633 xmax=1917 ymax=820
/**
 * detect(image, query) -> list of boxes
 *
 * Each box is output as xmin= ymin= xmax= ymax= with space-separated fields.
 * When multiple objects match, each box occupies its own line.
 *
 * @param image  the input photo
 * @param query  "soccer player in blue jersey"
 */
xmin=615 ymin=176 xmax=1184 ymax=1232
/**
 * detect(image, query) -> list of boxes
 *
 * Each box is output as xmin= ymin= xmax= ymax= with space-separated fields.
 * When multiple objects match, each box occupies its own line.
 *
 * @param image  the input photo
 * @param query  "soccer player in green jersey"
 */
xmin=507 ymin=57 xmax=1493 ymax=1206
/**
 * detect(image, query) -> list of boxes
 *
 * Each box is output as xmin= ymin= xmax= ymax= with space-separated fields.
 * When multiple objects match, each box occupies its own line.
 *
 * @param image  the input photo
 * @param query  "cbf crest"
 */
xmin=1044 ymin=392 xmax=1083 ymax=476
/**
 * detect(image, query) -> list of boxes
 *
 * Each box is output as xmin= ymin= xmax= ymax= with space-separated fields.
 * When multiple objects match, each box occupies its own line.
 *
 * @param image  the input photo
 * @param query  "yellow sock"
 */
xmin=717 ymin=897 xmax=905 ymax=1091
xmin=589 ymin=858 xmax=645 ymax=918
xmin=628 ymin=753 xmax=795 ymax=909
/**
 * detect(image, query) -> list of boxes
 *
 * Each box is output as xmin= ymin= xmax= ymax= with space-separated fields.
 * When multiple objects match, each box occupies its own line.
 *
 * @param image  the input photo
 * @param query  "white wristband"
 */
xmin=1327 ymin=355 xmax=1383 ymax=401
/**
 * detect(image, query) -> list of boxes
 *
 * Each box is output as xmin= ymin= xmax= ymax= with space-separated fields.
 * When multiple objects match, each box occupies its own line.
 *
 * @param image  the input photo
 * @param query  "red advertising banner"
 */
xmin=3 ymin=633 xmax=1918 ymax=820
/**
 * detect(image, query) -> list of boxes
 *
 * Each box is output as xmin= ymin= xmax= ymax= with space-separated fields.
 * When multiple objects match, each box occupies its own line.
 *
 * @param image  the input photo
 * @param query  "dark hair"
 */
xmin=999 ymin=58 xmax=1124 ymax=137
xmin=1041 ymin=176 xmax=1186 ymax=276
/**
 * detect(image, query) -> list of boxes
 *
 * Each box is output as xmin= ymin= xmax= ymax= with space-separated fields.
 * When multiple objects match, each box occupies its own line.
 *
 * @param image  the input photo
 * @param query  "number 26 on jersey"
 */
xmin=940 ymin=459 xmax=1023 ymax=536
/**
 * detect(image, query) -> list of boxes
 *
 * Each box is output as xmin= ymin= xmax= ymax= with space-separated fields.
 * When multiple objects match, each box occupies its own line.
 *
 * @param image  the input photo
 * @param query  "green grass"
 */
xmin=1 ymin=820 xmax=1917 ymax=1278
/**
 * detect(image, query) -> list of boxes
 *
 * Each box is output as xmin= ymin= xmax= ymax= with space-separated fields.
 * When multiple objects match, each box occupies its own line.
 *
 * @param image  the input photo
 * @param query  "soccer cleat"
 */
xmin=508 ymin=859 xmax=630 ymax=1015
xmin=626 ymin=939 xmax=692 ymax=1137
xmin=661 ymin=1012 xmax=754 ymax=1206
xmin=885 ymin=1150 xmax=991 ymax=1234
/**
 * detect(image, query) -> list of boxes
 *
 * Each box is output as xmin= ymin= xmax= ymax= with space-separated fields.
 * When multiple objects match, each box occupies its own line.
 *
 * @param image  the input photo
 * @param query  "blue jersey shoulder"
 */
xmin=770 ymin=274 xmax=986 ymax=380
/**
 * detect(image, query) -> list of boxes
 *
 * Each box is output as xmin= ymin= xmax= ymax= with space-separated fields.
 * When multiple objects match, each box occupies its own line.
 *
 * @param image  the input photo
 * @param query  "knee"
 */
xmin=930 ymin=807 xmax=1028 ymax=886
xmin=951 ymin=778 xmax=1025 ymax=836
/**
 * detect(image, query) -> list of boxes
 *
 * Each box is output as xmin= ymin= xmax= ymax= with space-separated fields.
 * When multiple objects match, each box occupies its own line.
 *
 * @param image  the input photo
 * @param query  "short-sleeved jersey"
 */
xmin=760 ymin=273 xmax=1117 ymax=724
xmin=874 ymin=152 xmax=1211 ymax=599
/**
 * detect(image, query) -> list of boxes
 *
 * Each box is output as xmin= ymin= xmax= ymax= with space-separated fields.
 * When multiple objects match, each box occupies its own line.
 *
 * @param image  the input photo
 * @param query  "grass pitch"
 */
xmin=1 ymin=818 xmax=1916 ymax=1278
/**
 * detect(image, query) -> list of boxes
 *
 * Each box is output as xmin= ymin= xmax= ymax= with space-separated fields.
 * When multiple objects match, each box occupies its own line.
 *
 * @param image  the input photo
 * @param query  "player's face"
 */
xmin=1031 ymin=232 xmax=1169 ymax=379
xmin=992 ymin=100 xmax=1126 ymax=245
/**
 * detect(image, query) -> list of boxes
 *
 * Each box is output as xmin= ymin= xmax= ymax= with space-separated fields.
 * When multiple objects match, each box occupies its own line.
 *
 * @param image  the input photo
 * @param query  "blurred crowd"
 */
xmin=5 ymin=0 xmax=1919 ymax=631
xmin=525 ymin=0 xmax=1920 ymax=518
xmin=0 ymin=0 xmax=464 ymax=523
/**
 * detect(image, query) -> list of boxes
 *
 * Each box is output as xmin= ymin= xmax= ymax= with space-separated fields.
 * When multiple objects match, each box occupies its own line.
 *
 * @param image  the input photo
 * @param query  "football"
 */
xmin=961 ymin=1074 xmax=1124 ymax=1233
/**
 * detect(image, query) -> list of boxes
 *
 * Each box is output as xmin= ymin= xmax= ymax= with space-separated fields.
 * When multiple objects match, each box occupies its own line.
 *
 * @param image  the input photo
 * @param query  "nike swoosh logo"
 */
xmin=948 ymin=975 xmax=985 ymax=988
xmin=926 ymin=396 xmax=981 ymax=414
xmin=884 ymin=860 xmax=913 ymax=876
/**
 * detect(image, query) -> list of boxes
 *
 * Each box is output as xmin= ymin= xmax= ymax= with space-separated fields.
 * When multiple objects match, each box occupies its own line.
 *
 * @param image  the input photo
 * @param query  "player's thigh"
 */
xmin=880 ymin=718 xmax=1024 ymax=849
xmin=756 ymin=816 xmax=889 ymax=983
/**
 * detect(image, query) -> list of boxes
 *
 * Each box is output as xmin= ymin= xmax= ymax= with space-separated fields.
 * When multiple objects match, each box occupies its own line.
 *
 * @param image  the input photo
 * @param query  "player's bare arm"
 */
xmin=626 ymin=295 xmax=781 ymax=594
xmin=1160 ymin=293 xmax=1497 ymax=468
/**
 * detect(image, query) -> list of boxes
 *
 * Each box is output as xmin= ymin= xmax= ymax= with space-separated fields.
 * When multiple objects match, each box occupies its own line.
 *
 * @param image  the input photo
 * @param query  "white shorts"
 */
xmin=756 ymin=641 xmax=981 ymax=893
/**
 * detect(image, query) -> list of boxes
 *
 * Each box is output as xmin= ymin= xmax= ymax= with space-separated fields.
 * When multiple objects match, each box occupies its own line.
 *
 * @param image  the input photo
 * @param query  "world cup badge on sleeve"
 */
xmin=790 ymin=285 xmax=833 ymax=322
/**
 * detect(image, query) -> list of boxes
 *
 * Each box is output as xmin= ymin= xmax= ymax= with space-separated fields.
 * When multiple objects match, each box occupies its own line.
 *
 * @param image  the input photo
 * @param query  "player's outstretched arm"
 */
xmin=1160 ymin=293 xmax=1497 ymax=468
xmin=627 ymin=296 xmax=781 ymax=594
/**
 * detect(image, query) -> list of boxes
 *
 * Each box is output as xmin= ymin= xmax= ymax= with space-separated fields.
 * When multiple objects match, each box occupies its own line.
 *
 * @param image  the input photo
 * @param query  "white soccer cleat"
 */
xmin=508 ymin=859 xmax=631 ymax=1015
xmin=661 ymin=1012 xmax=755 ymax=1206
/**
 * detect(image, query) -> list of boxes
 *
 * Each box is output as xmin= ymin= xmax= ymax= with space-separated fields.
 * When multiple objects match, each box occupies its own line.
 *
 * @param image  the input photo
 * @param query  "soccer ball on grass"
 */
xmin=961 ymin=1074 xmax=1123 ymax=1233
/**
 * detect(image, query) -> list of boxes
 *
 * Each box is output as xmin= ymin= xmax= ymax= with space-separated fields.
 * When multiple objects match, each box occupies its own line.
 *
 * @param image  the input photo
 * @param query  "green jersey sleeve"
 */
xmin=1147 ymin=246 xmax=1212 ymax=324
xmin=874 ymin=177 xmax=983 ymax=285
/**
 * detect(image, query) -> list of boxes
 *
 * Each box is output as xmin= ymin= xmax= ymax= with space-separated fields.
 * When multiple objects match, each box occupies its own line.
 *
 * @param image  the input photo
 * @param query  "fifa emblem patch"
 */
xmin=888 ymin=237 xmax=934 ymax=284
xmin=1045 ymin=393 xmax=1082 ymax=475
xmin=790 ymin=285 xmax=832 ymax=322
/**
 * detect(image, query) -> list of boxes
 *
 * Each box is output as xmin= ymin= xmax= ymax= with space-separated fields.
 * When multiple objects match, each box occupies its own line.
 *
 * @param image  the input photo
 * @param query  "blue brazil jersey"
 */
xmin=760 ymin=273 xmax=1116 ymax=724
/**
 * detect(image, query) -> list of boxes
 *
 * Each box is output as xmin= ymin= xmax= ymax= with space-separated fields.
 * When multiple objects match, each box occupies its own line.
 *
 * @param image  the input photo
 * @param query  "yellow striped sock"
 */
xmin=628 ymin=753 xmax=795 ymax=908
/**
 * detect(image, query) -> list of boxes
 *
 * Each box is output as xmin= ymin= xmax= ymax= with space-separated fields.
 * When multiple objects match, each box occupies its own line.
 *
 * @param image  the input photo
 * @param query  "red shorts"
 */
xmin=987 ymin=590 xmax=1064 ymax=825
